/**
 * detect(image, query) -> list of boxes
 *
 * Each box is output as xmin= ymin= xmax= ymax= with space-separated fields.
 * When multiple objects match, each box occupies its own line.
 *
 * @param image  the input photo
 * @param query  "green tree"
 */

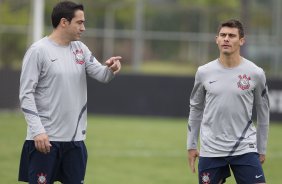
xmin=0 ymin=0 xmax=30 ymax=69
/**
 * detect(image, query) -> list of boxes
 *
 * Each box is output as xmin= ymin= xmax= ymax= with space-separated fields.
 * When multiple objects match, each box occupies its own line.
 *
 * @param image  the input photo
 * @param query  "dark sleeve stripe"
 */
xmin=22 ymin=108 xmax=39 ymax=117
xmin=261 ymin=83 xmax=267 ymax=97
xmin=188 ymin=124 xmax=191 ymax=132
xmin=39 ymin=115 xmax=50 ymax=120
xmin=89 ymin=55 xmax=94 ymax=63
xmin=261 ymin=88 xmax=266 ymax=97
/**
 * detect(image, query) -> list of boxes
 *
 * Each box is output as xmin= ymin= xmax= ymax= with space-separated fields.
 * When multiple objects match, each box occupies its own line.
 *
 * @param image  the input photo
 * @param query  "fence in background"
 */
xmin=1 ymin=70 xmax=282 ymax=122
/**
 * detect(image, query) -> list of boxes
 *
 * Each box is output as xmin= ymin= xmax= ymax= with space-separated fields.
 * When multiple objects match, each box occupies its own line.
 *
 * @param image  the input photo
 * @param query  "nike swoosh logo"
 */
xmin=51 ymin=58 xmax=58 ymax=62
xmin=255 ymin=175 xmax=263 ymax=179
xmin=209 ymin=80 xmax=217 ymax=84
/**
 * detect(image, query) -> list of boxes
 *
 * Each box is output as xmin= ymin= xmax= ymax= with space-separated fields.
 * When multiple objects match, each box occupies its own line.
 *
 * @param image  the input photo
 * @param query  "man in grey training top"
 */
xmin=18 ymin=1 xmax=122 ymax=183
xmin=187 ymin=19 xmax=269 ymax=184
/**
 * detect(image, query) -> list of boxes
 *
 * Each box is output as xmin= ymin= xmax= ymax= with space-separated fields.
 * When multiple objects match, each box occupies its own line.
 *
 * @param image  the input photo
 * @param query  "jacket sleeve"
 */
xmin=19 ymin=46 xmax=46 ymax=138
xmin=254 ymin=69 xmax=270 ymax=155
xmin=187 ymin=68 xmax=206 ymax=150
xmin=82 ymin=43 xmax=114 ymax=83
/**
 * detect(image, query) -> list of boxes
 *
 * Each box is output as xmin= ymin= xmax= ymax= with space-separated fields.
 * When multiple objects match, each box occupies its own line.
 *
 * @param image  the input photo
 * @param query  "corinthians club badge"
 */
xmin=201 ymin=172 xmax=211 ymax=184
xmin=73 ymin=49 xmax=85 ymax=65
xmin=37 ymin=173 xmax=47 ymax=184
xmin=237 ymin=74 xmax=251 ymax=90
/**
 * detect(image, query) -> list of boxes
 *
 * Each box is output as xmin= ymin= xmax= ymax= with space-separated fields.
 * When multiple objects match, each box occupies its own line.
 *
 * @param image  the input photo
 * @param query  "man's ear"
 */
xmin=215 ymin=36 xmax=219 ymax=44
xmin=60 ymin=18 xmax=69 ymax=28
xmin=239 ymin=37 xmax=245 ymax=46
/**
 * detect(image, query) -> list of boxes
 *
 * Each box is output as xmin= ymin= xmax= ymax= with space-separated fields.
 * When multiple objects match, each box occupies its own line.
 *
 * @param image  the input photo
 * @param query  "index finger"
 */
xmin=44 ymin=140 xmax=52 ymax=153
xmin=111 ymin=56 xmax=122 ymax=61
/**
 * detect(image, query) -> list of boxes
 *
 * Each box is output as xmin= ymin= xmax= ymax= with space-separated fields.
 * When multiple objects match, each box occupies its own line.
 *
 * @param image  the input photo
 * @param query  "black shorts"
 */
xmin=18 ymin=140 xmax=87 ymax=184
xmin=198 ymin=152 xmax=266 ymax=184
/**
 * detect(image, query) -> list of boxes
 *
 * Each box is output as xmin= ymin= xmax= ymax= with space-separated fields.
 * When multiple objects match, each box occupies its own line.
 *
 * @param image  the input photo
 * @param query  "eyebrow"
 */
xmin=219 ymin=33 xmax=237 ymax=36
xmin=76 ymin=20 xmax=85 ymax=23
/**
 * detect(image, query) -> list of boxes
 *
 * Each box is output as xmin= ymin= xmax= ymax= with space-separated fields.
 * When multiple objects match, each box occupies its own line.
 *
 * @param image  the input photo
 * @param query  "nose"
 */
xmin=81 ymin=24 xmax=86 ymax=32
xmin=224 ymin=35 xmax=229 ymax=42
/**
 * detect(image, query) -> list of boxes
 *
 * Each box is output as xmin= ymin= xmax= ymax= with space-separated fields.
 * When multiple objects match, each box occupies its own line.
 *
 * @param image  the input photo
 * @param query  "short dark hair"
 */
xmin=217 ymin=19 xmax=244 ymax=38
xmin=51 ymin=1 xmax=84 ymax=28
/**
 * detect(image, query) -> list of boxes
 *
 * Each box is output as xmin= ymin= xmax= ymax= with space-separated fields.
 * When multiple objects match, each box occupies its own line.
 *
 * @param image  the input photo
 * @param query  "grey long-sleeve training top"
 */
xmin=187 ymin=58 xmax=269 ymax=157
xmin=20 ymin=37 xmax=114 ymax=141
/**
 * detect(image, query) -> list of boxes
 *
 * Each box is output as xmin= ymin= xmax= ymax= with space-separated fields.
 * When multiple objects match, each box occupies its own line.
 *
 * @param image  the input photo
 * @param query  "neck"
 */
xmin=219 ymin=54 xmax=242 ymax=68
xmin=48 ymin=30 xmax=70 ymax=46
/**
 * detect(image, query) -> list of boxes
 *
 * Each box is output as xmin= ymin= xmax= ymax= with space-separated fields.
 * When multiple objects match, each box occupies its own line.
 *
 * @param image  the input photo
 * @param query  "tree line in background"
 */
xmin=0 ymin=0 xmax=273 ymax=74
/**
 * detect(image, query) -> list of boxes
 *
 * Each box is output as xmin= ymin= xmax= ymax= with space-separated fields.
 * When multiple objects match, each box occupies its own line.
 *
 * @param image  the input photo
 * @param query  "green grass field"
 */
xmin=0 ymin=112 xmax=281 ymax=184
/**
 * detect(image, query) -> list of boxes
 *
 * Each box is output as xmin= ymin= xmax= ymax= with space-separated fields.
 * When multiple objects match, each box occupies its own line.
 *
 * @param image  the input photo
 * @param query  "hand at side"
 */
xmin=34 ymin=133 xmax=52 ymax=154
xmin=188 ymin=149 xmax=199 ymax=173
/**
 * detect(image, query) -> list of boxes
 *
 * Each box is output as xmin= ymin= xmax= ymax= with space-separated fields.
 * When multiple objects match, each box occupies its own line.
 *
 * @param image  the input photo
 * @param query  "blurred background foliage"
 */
xmin=0 ymin=0 xmax=281 ymax=77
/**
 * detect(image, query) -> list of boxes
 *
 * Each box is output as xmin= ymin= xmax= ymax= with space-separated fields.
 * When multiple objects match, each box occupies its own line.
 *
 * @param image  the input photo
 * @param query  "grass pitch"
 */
xmin=0 ymin=112 xmax=281 ymax=183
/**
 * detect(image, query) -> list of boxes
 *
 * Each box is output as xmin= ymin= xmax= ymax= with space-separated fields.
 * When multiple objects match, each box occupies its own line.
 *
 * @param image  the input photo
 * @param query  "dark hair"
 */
xmin=51 ymin=1 xmax=84 ymax=28
xmin=217 ymin=19 xmax=244 ymax=38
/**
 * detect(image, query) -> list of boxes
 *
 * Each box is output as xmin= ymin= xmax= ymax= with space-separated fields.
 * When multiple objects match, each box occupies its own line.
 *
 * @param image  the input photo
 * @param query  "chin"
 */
xmin=222 ymin=48 xmax=229 ymax=52
xmin=222 ymin=51 xmax=232 ymax=55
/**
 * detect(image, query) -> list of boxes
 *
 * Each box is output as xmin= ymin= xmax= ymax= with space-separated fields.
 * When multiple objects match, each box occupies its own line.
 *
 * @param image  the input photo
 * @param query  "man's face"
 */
xmin=66 ymin=10 xmax=85 ymax=41
xmin=216 ymin=27 xmax=245 ymax=55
